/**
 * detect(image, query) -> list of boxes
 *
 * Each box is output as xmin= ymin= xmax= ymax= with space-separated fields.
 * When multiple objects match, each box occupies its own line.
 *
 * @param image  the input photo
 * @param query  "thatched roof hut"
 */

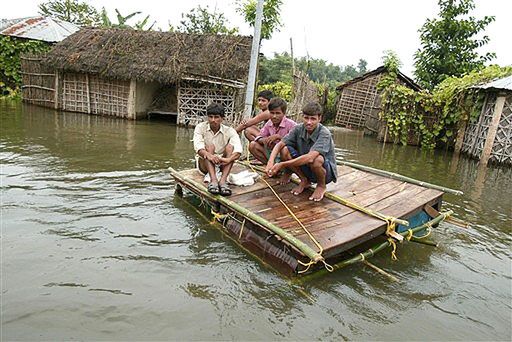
xmin=335 ymin=66 xmax=421 ymax=133
xmin=42 ymin=27 xmax=252 ymax=84
xmin=22 ymin=28 xmax=252 ymax=123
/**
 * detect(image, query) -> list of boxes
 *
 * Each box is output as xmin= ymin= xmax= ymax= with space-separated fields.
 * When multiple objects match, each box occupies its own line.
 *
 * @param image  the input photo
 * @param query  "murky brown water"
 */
xmin=1 ymin=100 xmax=511 ymax=340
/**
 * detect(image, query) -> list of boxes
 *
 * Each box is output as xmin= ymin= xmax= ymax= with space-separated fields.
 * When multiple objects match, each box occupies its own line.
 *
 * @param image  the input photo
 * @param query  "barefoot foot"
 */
xmin=291 ymin=180 xmax=310 ymax=195
xmin=309 ymin=186 xmax=327 ymax=201
xmin=279 ymin=171 xmax=292 ymax=185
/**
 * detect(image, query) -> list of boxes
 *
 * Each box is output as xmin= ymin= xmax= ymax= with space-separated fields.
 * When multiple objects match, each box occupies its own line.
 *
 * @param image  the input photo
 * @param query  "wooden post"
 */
xmin=85 ymin=74 xmax=91 ymax=114
xmin=480 ymin=94 xmax=506 ymax=167
xmin=454 ymin=117 xmax=467 ymax=153
xmin=54 ymin=71 xmax=59 ymax=109
xmin=127 ymin=79 xmax=136 ymax=119
xmin=290 ymin=37 xmax=295 ymax=76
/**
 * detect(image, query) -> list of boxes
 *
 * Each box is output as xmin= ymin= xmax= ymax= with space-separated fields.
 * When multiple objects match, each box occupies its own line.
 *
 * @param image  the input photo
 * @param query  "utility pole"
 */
xmin=243 ymin=0 xmax=264 ymax=119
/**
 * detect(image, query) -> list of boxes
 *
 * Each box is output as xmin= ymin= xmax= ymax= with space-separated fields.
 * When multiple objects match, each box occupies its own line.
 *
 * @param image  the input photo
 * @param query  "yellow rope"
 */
xmin=406 ymin=229 xmax=413 ymax=241
xmin=388 ymin=238 xmax=398 ymax=261
xmin=241 ymin=160 xmax=407 ymax=242
xmin=359 ymin=253 xmax=365 ymax=261
xmin=245 ymin=144 xmax=333 ymax=273
xmin=211 ymin=208 xmax=228 ymax=224
xmin=239 ymin=218 xmax=246 ymax=239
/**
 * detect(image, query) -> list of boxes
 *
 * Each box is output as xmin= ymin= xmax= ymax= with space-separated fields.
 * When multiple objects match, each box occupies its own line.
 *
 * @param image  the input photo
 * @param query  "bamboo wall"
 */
xmin=461 ymin=91 xmax=512 ymax=165
xmin=177 ymin=80 xmax=243 ymax=127
xmin=21 ymin=56 xmax=245 ymax=124
xmin=335 ymin=74 xmax=381 ymax=129
xmin=61 ymin=73 xmax=131 ymax=117
xmin=20 ymin=54 xmax=56 ymax=108
xmin=287 ymin=70 xmax=321 ymax=123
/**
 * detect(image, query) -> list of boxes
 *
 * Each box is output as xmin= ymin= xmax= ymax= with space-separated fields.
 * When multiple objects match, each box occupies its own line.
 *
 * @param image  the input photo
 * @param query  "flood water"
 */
xmin=1 ymin=100 xmax=511 ymax=341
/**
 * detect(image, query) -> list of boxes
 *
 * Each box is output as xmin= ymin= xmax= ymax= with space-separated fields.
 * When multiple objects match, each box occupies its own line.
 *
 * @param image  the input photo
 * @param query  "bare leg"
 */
xmin=280 ymin=146 xmax=310 ymax=194
xmin=244 ymin=125 xmax=260 ymax=142
xmin=219 ymin=144 xmax=235 ymax=186
xmin=198 ymin=144 xmax=219 ymax=185
xmin=309 ymin=155 xmax=327 ymax=201
xmin=248 ymin=141 xmax=268 ymax=164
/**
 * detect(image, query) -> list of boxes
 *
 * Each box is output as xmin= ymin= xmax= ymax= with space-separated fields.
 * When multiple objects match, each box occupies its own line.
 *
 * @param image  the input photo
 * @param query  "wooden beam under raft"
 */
xmin=169 ymin=162 xmax=452 ymax=276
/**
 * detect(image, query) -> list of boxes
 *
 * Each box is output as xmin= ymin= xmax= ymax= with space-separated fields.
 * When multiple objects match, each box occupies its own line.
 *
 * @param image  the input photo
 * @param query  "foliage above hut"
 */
xmin=42 ymin=28 xmax=252 ymax=84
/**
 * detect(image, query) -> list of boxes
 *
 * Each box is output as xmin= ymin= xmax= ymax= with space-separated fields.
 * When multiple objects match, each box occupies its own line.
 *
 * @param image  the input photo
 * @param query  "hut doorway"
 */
xmin=147 ymin=84 xmax=179 ymax=123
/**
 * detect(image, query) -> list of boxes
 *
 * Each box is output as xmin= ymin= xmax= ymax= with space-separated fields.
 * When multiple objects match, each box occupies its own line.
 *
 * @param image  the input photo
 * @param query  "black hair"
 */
xmin=257 ymin=90 xmax=274 ymax=101
xmin=268 ymin=97 xmax=287 ymax=113
xmin=206 ymin=102 xmax=225 ymax=117
xmin=302 ymin=102 xmax=323 ymax=116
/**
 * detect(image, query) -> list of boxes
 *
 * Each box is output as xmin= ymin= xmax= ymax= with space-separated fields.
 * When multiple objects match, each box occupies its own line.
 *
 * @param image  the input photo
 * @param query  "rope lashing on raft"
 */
xmin=245 ymin=146 xmax=333 ymax=273
xmin=240 ymin=158 xmax=408 ymax=263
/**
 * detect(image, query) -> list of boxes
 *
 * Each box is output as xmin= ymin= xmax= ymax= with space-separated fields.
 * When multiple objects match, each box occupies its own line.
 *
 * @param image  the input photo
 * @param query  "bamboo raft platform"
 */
xmin=170 ymin=161 xmax=456 ymax=276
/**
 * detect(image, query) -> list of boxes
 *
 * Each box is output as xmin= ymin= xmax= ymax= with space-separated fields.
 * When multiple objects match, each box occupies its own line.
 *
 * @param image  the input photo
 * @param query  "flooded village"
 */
xmin=1 ymin=0 xmax=511 ymax=340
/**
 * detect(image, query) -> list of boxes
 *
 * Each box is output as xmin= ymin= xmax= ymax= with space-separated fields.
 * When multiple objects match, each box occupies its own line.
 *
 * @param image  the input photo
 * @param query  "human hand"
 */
xmin=267 ymin=163 xmax=281 ymax=177
xmin=265 ymin=135 xmax=281 ymax=149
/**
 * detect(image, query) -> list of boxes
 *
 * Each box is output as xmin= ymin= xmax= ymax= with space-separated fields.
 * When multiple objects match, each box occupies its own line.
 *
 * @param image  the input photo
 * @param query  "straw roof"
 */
xmin=43 ymin=28 xmax=252 ymax=84
xmin=336 ymin=66 xmax=421 ymax=91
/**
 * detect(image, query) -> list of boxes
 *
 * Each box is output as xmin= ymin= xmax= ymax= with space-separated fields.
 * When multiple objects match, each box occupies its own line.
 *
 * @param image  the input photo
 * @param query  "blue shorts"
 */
xmin=287 ymin=146 xmax=335 ymax=184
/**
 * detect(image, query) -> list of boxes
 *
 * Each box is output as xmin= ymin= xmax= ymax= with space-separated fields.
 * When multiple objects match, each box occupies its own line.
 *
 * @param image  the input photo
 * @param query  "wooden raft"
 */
xmin=170 ymin=163 xmax=444 ymax=275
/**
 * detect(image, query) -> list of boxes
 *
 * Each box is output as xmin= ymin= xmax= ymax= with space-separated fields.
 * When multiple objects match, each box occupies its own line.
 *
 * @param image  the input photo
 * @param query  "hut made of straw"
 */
xmin=334 ymin=66 xmax=421 ymax=133
xmin=21 ymin=27 xmax=252 ymax=124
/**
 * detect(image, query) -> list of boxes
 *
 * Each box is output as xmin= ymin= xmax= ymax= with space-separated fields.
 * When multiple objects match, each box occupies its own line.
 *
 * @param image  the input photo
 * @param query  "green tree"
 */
xmin=237 ymin=0 xmax=283 ymax=40
xmin=357 ymin=59 xmax=368 ymax=74
xmin=176 ymin=5 xmax=238 ymax=34
xmin=100 ymin=8 xmax=155 ymax=30
xmin=414 ymin=0 xmax=495 ymax=89
xmin=38 ymin=0 xmax=101 ymax=26
xmin=0 ymin=36 xmax=50 ymax=97
xmin=258 ymin=52 xmax=368 ymax=88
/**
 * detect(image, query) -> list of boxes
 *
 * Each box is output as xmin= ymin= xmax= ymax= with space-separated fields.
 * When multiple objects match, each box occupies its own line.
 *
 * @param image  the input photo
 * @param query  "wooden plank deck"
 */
xmin=175 ymin=163 xmax=443 ymax=260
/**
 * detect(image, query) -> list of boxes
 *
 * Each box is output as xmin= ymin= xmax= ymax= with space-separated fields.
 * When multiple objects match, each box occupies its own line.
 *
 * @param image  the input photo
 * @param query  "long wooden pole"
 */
xmin=168 ymin=167 xmax=324 ymax=263
xmin=335 ymin=154 xmax=463 ymax=196
xmin=243 ymin=0 xmax=264 ymax=119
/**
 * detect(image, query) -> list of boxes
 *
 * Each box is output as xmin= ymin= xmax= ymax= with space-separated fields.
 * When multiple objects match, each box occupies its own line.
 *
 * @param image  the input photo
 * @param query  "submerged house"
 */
xmin=457 ymin=75 xmax=512 ymax=166
xmin=335 ymin=66 xmax=421 ymax=133
xmin=20 ymin=28 xmax=252 ymax=125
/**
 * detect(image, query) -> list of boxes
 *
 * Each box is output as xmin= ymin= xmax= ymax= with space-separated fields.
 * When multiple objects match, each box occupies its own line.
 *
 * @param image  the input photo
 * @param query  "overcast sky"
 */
xmin=4 ymin=0 xmax=511 ymax=76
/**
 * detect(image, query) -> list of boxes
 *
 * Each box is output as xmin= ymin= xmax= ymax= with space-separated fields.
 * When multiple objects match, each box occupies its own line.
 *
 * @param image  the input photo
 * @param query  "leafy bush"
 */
xmin=0 ymin=36 xmax=50 ymax=97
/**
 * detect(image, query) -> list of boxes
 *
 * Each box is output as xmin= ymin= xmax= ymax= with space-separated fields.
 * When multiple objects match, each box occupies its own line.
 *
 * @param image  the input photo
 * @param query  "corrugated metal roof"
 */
xmin=0 ymin=16 xmax=79 ymax=42
xmin=476 ymin=75 xmax=512 ymax=91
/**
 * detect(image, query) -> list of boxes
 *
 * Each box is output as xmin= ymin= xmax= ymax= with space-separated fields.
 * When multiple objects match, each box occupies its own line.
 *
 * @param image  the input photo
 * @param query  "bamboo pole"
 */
xmin=363 ymin=260 xmax=399 ymax=282
xmin=237 ymin=161 xmax=409 ymax=226
xmin=168 ymin=167 xmax=324 ymax=263
xmin=408 ymin=237 xmax=439 ymax=247
xmin=334 ymin=154 xmax=463 ymax=196
xmin=297 ymin=210 xmax=453 ymax=280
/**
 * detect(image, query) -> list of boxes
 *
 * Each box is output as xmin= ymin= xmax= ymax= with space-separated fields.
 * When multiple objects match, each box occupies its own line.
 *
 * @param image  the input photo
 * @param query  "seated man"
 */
xmin=193 ymin=103 xmax=242 ymax=196
xmin=235 ymin=90 xmax=274 ymax=141
xmin=249 ymin=97 xmax=296 ymax=167
xmin=265 ymin=102 xmax=337 ymax=201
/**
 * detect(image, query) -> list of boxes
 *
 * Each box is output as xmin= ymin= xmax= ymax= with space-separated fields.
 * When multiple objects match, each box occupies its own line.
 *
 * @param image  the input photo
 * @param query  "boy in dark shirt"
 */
xmin=265 ymin=102 xmax=337 ymax=201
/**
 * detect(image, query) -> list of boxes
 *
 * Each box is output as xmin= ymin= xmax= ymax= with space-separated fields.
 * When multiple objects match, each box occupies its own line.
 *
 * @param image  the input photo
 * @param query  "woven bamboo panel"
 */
xmin=490 ymin=94 xmax=512 ymax=164
xmin=177 ymin=81 xmax=240 ymax=126
xmin=20 ymin=54 xmax=55 ymax=107
xmin=62 ymin=73 xmax=88 ymax=113
xmin=335 ymin=74 xmax=380 ymax=129
xmin=462 ymin=93 xmax=496 ymax=158
xmin=61 ymin=73 xmax=130 ymax=117
xmin=89 ymin=75 xmax=129 ymax=117
xmin=287 ymin=71 xmax=320 ymax=122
